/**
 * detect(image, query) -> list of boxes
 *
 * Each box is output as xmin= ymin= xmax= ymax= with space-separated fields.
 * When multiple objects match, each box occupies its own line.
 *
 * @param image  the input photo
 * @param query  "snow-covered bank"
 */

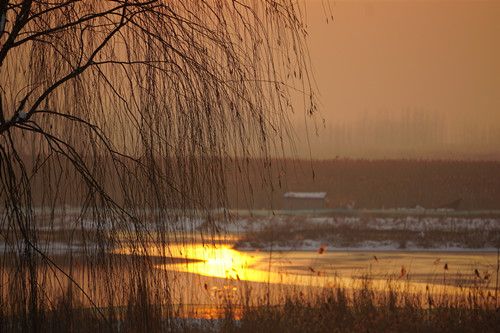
xmin=2 ymin=209 xmax=499 ymax=253
xmin=232 ymin=215 xmax=500 ymax=252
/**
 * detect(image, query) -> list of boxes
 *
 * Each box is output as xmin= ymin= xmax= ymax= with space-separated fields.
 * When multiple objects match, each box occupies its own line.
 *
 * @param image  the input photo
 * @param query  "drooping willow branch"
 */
xmin=0 ymin=0 xmax=317 ymax=326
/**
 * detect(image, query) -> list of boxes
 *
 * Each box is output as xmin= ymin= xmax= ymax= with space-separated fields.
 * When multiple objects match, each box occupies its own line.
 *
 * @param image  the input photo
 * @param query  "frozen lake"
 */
xmin=112 ymin=242 xmax=499 ymax=314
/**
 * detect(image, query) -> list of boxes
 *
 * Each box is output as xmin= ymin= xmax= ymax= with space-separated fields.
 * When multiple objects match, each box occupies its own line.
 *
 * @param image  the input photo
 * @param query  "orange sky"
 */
xmin=290 ymin=0 xmax=500 ymax=159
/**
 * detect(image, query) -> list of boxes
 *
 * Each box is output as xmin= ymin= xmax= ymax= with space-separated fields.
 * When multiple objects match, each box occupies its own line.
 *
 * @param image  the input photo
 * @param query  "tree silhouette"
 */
xmin=0 ymin=0 xmax=316 ymax=330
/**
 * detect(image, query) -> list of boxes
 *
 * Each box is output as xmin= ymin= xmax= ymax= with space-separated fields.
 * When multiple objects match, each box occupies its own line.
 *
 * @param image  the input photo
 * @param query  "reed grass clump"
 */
xmin=233 ymin=285 xmax=499 ymax=333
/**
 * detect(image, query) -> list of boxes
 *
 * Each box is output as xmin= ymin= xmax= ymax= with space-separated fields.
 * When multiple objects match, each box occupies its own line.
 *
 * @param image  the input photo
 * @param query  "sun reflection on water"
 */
xmin=165 ymin=243 xmax=251 ymax=280
xmin=113 ymin=243 xmax=274 ymax=283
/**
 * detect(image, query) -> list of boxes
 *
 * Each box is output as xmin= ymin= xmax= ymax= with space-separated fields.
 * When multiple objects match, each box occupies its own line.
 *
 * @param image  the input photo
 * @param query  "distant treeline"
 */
xmin=225 ymin=159 xmax=500 ymax=211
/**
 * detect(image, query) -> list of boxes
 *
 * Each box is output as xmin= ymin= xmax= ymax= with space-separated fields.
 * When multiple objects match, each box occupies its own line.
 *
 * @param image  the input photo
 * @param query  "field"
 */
xmin=225 ymin=159 xmax=500 ymax=211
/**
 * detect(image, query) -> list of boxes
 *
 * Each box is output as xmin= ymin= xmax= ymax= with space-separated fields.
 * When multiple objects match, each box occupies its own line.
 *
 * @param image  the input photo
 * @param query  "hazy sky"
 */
xmin=291 ymin=0 xmax=500 ymax=159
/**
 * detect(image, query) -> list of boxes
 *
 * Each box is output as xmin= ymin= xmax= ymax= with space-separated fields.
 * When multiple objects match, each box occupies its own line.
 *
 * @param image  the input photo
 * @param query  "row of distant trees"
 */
xmin=323 ymin=109 xmax=500 ymax=159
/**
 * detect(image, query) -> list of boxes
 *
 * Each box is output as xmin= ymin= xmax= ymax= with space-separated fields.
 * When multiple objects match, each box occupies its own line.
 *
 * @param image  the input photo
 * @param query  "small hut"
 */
xmin=283 ymin=192 xmax=327 ymax=210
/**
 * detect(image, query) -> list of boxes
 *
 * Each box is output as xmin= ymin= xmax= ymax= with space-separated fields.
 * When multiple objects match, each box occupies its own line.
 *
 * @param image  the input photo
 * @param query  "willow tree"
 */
xmin=0 ymin=0 xmax=316 ymax=330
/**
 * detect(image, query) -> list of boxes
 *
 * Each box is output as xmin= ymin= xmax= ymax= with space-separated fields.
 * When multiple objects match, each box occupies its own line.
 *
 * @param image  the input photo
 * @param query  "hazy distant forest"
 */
xmin=323 ymin=109 xmax=500 ymax=160
xmin=226 ymin=159 xmax=500 ymax=211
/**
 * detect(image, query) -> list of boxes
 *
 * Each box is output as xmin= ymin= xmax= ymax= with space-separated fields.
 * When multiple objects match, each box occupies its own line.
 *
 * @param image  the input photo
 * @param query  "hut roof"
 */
xmin=283 ymin=192 xmax=327 ymax=199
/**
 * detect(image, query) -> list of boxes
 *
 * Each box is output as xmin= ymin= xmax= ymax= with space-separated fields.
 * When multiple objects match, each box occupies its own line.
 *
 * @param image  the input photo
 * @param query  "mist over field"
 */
xmin=306 ymin=109 xmax=500 ymax=160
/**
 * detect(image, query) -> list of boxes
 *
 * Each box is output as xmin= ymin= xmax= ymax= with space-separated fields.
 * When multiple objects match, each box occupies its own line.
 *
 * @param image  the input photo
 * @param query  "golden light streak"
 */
xmin=111 ymin=244 xmax=494 ymax=298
